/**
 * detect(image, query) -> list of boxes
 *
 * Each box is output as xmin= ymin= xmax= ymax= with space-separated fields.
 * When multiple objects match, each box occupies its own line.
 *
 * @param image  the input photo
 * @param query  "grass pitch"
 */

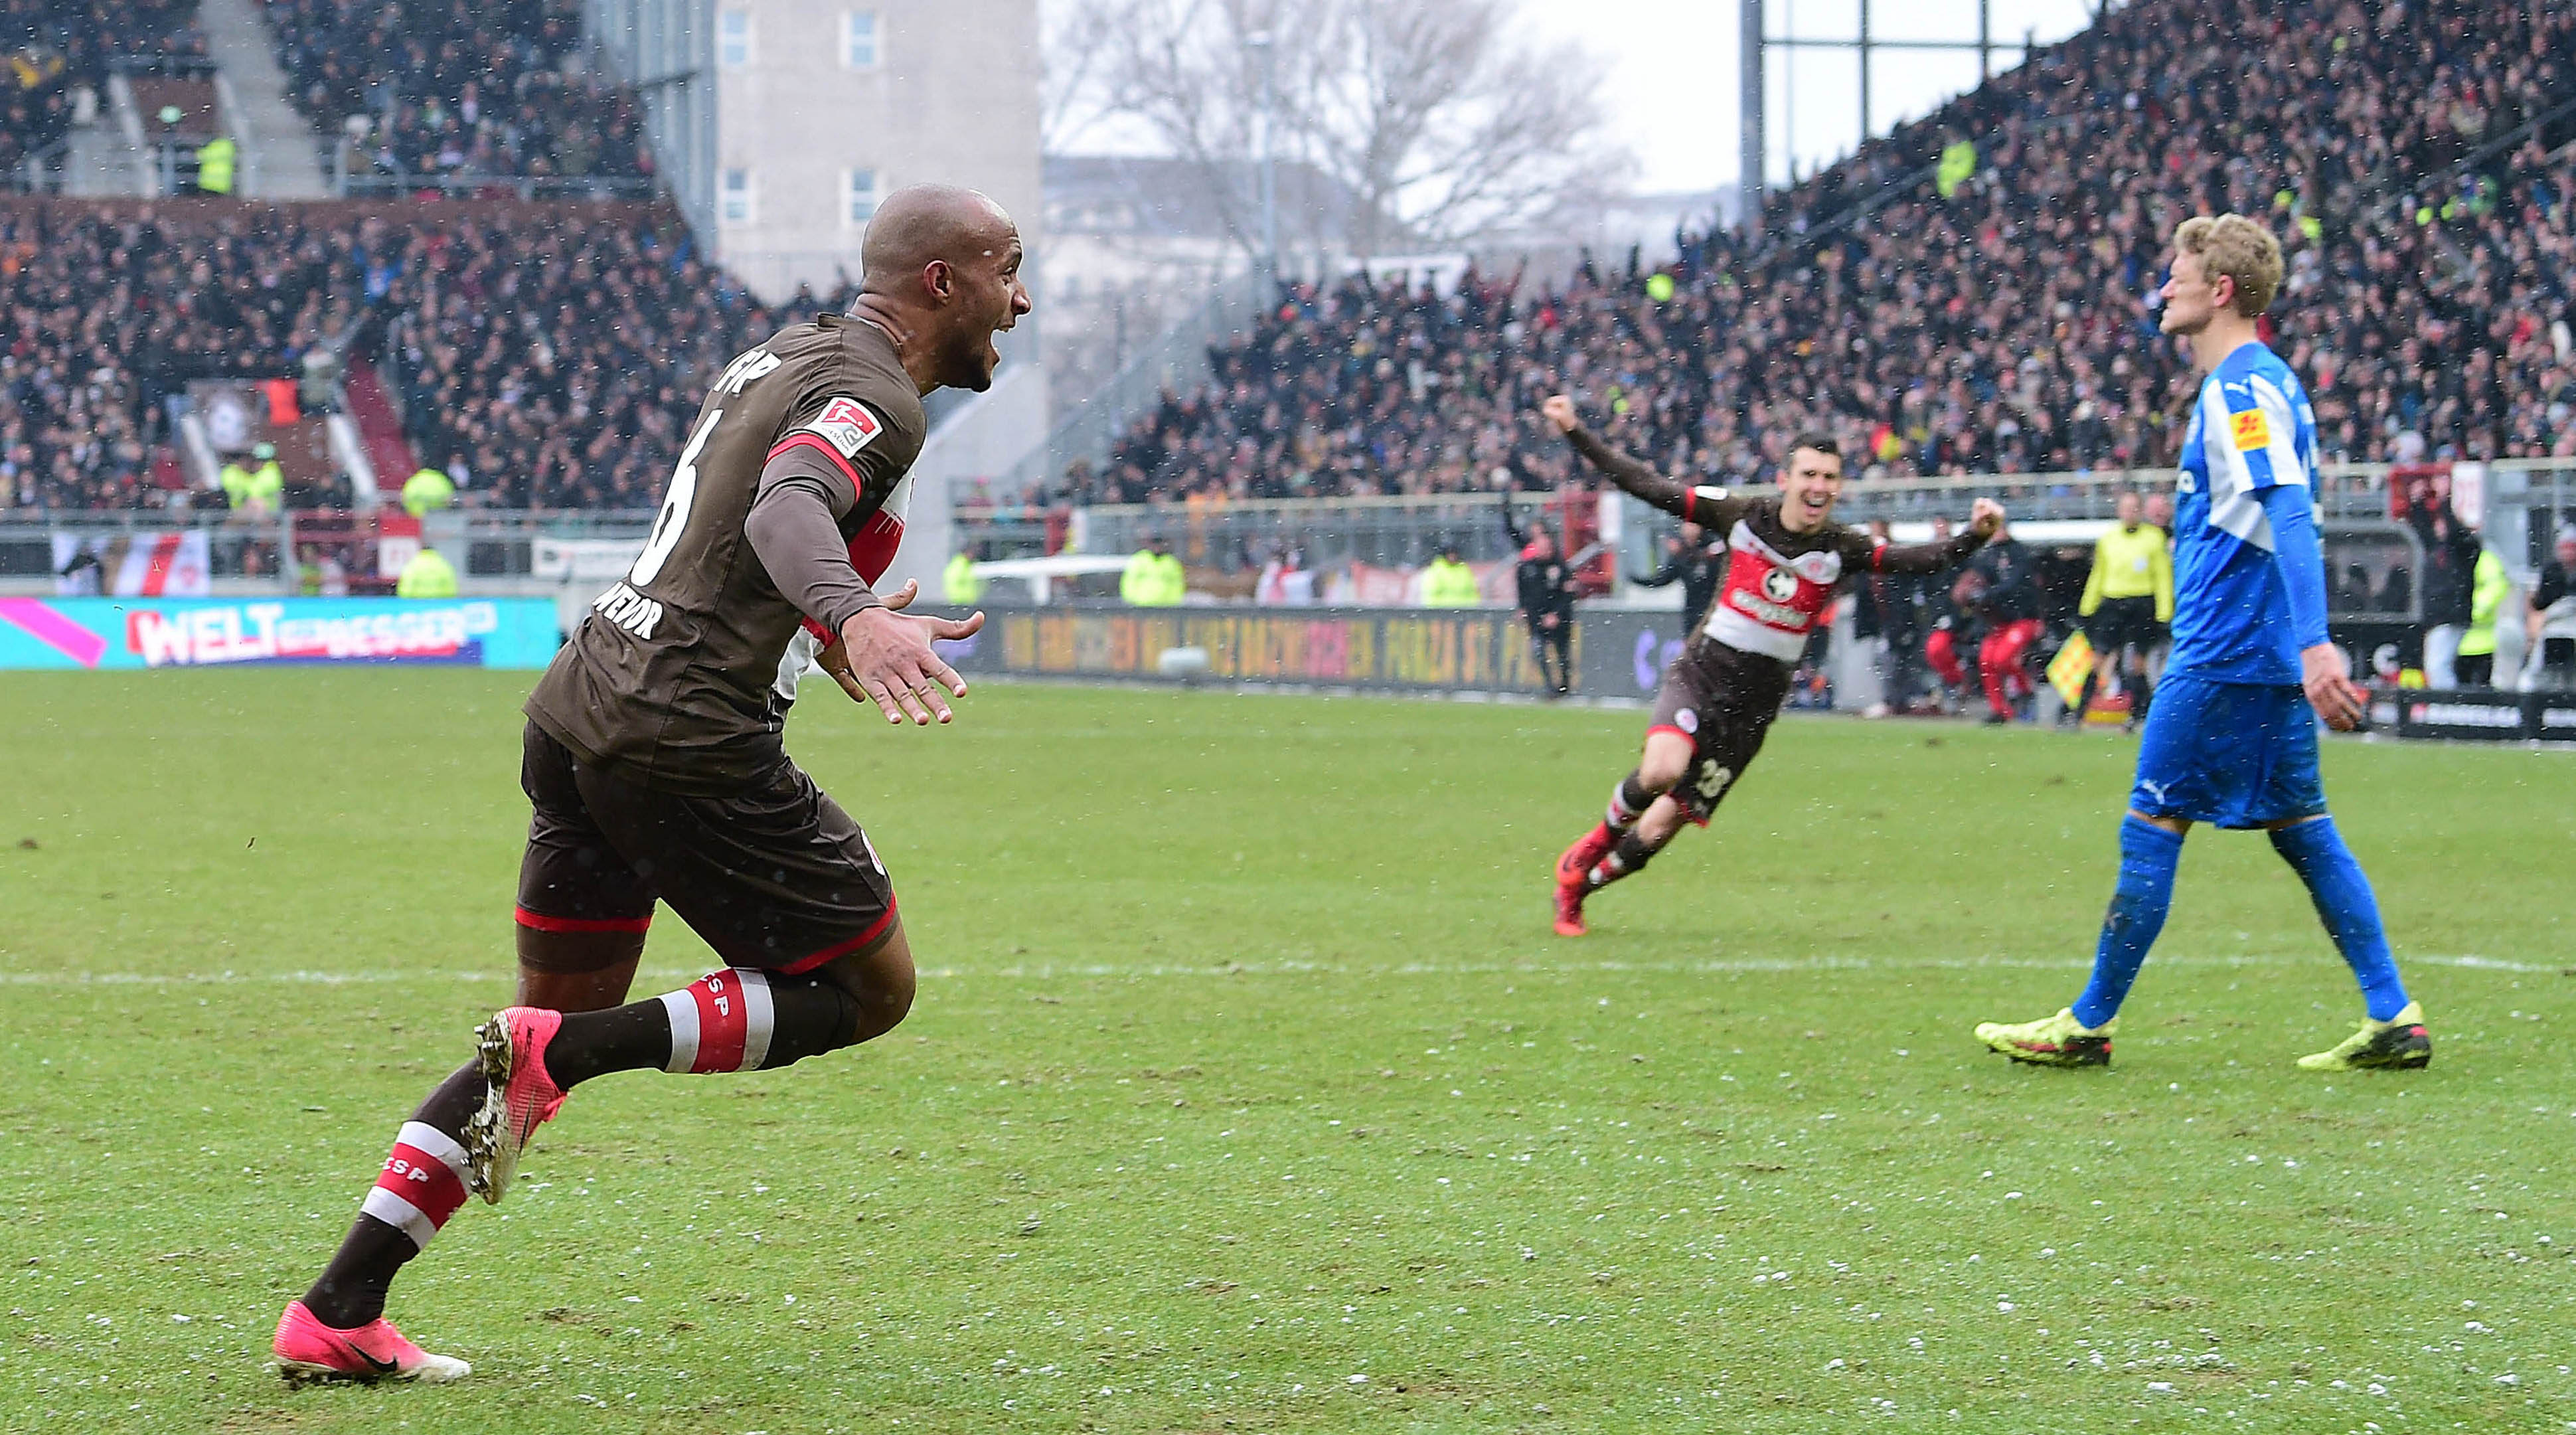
xmin=3 ymin=671 xmax=2572 ymax=1434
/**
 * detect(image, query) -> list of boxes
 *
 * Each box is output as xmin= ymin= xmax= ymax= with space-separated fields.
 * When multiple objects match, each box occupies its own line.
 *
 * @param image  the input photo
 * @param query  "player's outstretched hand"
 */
xmin=1969 ymin=497 xmax=2006 ymax=539
xmin=2301 ymin=641 xmax=2368 ymax=731
xmin=826 ymin=579 xmax=985 ymax=726
xmin=1540 ymin=394 xmax=1579 ymax=434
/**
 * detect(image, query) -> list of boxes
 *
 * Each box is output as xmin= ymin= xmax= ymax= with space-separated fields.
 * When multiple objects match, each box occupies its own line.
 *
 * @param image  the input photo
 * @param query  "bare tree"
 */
xmin=1304 ymin=0 xmax=1628 ymax=257
xmin=1041 ymin=0 xmax=1123 ymax=153
xmin=1062 ymin=0 xmax=1630 ymax=264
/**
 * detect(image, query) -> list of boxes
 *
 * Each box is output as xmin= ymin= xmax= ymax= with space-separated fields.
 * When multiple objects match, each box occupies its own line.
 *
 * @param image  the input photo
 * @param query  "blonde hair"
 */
xmin=2173 ymin=214 xmax=2284 ymax=317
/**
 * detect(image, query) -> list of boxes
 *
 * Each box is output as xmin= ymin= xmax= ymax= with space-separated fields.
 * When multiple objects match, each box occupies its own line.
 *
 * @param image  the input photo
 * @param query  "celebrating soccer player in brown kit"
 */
xmin=271 ymin=185 xmax=1031 ymax=1384
xmin=1537 ymin=394 xmax=2006 ymax=936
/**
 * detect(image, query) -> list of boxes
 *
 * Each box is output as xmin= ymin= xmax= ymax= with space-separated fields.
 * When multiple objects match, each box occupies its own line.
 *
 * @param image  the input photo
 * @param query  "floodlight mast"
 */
xmin=1739 ymin=0 xmax=1763 ymax=238
xmin=1747 ymin=0 xmax=2039 ymax=232
xmin=1248 ymin=30 xmax=1280 ymax=283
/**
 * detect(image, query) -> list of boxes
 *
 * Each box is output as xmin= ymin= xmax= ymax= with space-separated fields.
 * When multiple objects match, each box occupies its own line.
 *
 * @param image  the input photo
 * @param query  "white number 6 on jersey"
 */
xmin=630 ymin=407 xmax=724 ymax=588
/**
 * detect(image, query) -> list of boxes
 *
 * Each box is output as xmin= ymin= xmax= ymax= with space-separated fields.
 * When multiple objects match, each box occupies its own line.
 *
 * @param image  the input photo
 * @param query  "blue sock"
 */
xmin=2269 ymin=816 xmax=2409 ymax=1021
xmin=2071 ymin=815 xmax=2185 ymax=1029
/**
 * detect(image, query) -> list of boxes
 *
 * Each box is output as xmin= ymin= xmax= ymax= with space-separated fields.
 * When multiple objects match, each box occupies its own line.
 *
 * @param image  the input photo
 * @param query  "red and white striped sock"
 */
xmin=359 ymin=1121 xmax=473 ymax=1253
xmin=658 ymin=968 xmax=779 ymax=1074
xmin=1606 ymin=773 xmax=1655 ymax=832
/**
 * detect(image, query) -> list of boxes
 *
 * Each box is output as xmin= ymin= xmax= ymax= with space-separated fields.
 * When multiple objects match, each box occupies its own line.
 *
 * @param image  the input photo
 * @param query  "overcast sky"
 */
xmin=1516 ymin=0 xmax=2107 ymax=193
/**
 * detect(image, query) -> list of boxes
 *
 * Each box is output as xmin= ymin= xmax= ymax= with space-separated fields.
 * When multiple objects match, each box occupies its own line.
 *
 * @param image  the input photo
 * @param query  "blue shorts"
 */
xmin=2129 ymin=673 xmax=2328 ymax=829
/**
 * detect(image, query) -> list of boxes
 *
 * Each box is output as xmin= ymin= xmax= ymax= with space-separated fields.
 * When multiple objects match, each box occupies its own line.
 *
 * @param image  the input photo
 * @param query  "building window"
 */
xmin=721 ymin=167 xmax=754 ymax=224
xmin=844 ymin=11 xmax=879 ymax=69
xmin=844 ymin=168 xmax=879 ymax=227
xmin=718 ymin=9 xmax=752 ymax=68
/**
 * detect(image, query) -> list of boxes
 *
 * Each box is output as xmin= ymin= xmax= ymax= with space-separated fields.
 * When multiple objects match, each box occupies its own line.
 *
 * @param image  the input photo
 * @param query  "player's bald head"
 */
xmin=860 ymin=184 xmax=1016 ymax=295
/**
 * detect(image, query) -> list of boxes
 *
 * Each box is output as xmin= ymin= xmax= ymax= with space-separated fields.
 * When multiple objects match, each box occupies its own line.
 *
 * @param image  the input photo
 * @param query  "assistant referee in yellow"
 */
xmin=2073 ymin=488 xmax=2173 ymax=728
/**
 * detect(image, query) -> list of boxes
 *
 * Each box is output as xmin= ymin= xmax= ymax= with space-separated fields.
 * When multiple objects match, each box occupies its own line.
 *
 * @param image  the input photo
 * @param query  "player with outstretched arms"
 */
xmin=1974 ymin=214 xmax=2429 ymax=1072
xmin=270 ymin=185 xmax=1031 ymax=1383
xmin=1539 ymin=394 xmax=2006 ymax=936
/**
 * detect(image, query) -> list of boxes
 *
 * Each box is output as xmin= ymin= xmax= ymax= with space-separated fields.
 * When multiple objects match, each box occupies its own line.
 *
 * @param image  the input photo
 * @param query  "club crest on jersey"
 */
xmin=800 ymin=397 xmax=884 ymax=458
xmin=2230 ymin=409 xmax=2270 ymax=451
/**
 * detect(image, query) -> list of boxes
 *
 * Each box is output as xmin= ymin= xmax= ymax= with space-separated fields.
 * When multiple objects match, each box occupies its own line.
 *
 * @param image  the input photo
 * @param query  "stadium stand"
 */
xmin=260 ymin=0 xmax=649 ymax=183
xmin=1062 ymin=0 xmax=2576 ymax=504
xmin=2 ymin=1 xmax=208 ymax=184
xmin=1 ymin=205 xmax=362 ymax=509
xmin=371 ymin=212 xmax=852 ymax=507
xmin=7 ymin=0 xmax=2573 ymax=517
xmin=0 ymin=201 xmax=852 ymax=511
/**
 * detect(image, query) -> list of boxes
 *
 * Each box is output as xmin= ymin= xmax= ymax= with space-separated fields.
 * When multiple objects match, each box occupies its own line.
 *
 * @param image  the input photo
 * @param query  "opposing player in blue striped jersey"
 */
xmin=1975 ymin=214 xmax=2430 ymax=1072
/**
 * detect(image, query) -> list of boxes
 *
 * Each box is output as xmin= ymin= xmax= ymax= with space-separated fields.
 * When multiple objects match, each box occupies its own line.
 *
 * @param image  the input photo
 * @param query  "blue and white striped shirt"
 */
xmin=2168 ymin=340 xmax=2323 ymax=685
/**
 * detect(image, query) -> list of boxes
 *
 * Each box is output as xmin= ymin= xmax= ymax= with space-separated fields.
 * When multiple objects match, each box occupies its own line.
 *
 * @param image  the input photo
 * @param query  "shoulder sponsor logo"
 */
xmin=2230 ymin=410 xmax=2271 ymax=451
xmin=1674 ymin=707 xmax=1698 ymax=734
xmin=800 ymin=396 xmax=884 ymax=458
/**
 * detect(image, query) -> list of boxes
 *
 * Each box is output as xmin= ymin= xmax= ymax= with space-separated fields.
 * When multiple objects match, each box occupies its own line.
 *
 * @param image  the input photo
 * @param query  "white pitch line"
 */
xmin=0 ymin=952 xmax=2553 ymax=986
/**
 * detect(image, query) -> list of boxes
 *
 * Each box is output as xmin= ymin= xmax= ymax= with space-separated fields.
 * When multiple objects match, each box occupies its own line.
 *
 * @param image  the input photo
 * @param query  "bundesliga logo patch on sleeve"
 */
xmin=2230 ymin=409 xmax=2271 ymax=451
xmin=799 ymin=397 xmax=884 ymax=458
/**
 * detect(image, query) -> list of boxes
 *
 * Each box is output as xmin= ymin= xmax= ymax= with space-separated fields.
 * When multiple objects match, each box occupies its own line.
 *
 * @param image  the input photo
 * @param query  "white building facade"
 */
xmin=704 ymin=0 xmax=1040 ymax=303
xmin=590 ymin=0 xmax=1044 ymax=585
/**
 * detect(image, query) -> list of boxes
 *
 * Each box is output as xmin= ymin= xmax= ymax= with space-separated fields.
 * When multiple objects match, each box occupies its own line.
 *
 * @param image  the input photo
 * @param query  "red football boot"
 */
xmin=274 ymin=1300 xmax=469 ymax=1385
xmin=1557 ymin=823 xmax=1613 ymax=888
xmin=1553 ymin=825 xmax=1611 ymax=936
xmin=1553 ymin=879 xmax=1588 ymax=937
xmin=463 ymin=1005 xmax=568 ymax=1205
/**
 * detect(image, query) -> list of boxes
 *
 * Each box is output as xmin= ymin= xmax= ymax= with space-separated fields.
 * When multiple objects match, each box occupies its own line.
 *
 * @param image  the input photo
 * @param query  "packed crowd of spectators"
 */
xmin=0 ymin=202 xmax=852 ymax=511
xmin=1 ymin=206 xmax=365 ymax=508
xmin=263 ymin=0 xmax=649 ymax=183
xmin=1066 ymin=0 xmax=2576 ymax=505
xmin=376 ymin=215 xmax=854 ymax=507
xmin=13 ymin=0 xmax=2576 ymax=517
xmin=2 ymin=1 xmax=206 ymax=183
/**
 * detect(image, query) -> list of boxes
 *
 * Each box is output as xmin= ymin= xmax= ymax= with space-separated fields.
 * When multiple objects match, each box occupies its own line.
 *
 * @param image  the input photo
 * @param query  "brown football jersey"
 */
xmin=526 ymin=313 xmax=927 ymax=792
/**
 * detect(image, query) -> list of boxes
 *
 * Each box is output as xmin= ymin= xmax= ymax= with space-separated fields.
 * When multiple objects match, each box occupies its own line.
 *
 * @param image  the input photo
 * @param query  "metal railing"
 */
xmin=327 ymin=155 xmax=660 ymax=201
xmin=1026 ymin=458 xmax=2576 ymax=580
xmin=1064 ymin=492 xmax=1537 ymax=572
xmin=106 ymin=54 xmax=219 ymax=80
xmin=16 ymin=461 xmax=2571 ymax=589
xmin=0 ymin=509 xmax=662 ymax=590
xmin=4 ymin=136 xmax=73 ymax=195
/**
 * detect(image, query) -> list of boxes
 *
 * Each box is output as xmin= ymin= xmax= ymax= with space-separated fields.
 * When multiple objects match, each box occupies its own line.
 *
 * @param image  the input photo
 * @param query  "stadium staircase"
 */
xmin=70 ymin=73 xmax=157 ymax=195
xmin=195 ymin=0 xmax=330 ymax=197
xmin=343 ymin=360 xmax=420 ymax=494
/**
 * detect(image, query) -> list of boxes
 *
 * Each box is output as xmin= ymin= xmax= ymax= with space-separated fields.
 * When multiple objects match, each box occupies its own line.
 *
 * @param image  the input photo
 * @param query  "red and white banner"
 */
xmin=51 ymin=531 xmax=212 ymax=598
xmin=2387 ymin=461 xmax=2485 ymax=526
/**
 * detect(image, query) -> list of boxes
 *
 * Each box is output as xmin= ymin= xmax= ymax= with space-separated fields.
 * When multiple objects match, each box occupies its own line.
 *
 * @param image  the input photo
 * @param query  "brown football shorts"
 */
xmin=1645 ymin=642 xmax=1783 ymax=826
xmin=515 ymin=722 xmax=898 ymax=972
